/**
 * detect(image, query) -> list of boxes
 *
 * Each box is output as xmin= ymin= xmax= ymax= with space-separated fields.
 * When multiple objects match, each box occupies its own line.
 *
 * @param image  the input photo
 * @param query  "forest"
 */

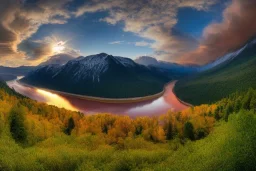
xmin=0 ymin=81 xmax=255 ymax=170
xmin=174 ymin=53 xmax=256 ymax=105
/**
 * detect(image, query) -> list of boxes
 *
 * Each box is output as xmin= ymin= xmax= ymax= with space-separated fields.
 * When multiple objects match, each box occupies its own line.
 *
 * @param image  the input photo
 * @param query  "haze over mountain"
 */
xmin=21 ymin=53 xmax=177 ymax=98
xmin=39 ymin=53 xmax=75 ymax=66
xmin=135 ymin=56 xmax=199 ymax=73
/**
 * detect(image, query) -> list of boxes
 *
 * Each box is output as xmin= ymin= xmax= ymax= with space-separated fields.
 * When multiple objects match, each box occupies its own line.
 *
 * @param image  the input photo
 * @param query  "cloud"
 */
xmin=109 ymin=41 xmax=124 ymax=45
xmin=19 ymin=35 xmax=81 ymax=62
xmin=135 ymin=41 xmax=152 ymax=47
xmin=0 ymin=0 xmax=72 ymax=66
xmin=179 ymin=0 xmax=256 ymax=65
xmin=75 ymin=0 xmax=217 ymax=62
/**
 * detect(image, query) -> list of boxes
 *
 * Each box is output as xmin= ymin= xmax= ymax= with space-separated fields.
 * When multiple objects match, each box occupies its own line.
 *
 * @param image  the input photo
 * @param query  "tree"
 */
xmin=9 ymin=106 xmax=27 ymax=143
xmin=224 ymin=103 xmax=233 ymax=122
xmin=250 ymin=96 xmax=256 ymax=112
xmin=165 ymin=121 xmax=173 ymax=140
xmin=242 ymin=89 xmax=253 ymax=110
xmin=184 ymin=121 xmax=194 ymax=140
xmin=234 ymin=98 xmax=242 ymax=112
xmin=64 ymin=117 xmax=75 ymax=135
xmin=214 ymin=107 xmax=221 ymax=120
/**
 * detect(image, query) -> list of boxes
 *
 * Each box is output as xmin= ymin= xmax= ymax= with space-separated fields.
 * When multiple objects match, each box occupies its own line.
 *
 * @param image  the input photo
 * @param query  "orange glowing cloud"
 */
xmin=179 ymin=0 xmax=256 ymax=65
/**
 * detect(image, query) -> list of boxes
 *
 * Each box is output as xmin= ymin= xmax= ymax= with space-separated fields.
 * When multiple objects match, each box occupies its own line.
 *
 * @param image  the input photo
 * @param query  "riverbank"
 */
xmin=17 ymin=79 xmax=192 ymax=106
xmin=17 ymin=80 xmax=166 ymax=104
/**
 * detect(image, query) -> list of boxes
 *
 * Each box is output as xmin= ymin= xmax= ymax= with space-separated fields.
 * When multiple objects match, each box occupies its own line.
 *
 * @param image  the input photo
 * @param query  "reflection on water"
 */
xmin=36 ymin=89 xmax=77 ymax=111
xmin=7 ymin=79 xmax=189 ymax=117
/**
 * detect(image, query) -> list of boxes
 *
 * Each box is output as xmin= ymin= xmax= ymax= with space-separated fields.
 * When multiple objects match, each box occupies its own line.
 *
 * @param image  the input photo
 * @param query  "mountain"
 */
xmin=39 ymin=53 xmax=75 ymax=66
xmin=0 ymin=66 xmax=35 ymax=76
xmin=21 ymin=53 xmax=174 ymax=98
xmin=0 ymin=74 xmax=17 ymax=81
xmin=134 ymin=56 xmax=158 ymax=66
xmin=0 ymin=54 xmax=74 ymax=80
xmin=174 ymin=37 xmax=256 ymax=105
xmin=199 ymin=41 xmax=251 ymax=72
xmin=135 ymin=56 xmax=199 ymax=73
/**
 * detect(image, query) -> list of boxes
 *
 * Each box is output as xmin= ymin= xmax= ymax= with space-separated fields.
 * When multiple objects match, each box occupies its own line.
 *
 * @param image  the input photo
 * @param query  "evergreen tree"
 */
xmin=9 ymin=106 xmax=27 ymax=143
xmin=224 ymin=103 xmax=233 ymax=122
xmin=234 ymin=98 xmax=242 ymax=112
xmin=250 ymin=96 xmax=256 ymax=112
xmin=64 ymin=117 xmax=75 ymax=135
xmin=184 ymin=121 xmax=194 ymax=140
xmin=242 ymin=88 xmax=253 ymax=110
xmin=166 ymin=121 xmax=173 ymax=140
xmin=214 ymin=107 xmax=221 ymax=120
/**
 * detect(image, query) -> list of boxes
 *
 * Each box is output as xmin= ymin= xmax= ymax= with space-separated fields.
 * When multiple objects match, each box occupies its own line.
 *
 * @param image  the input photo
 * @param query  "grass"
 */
xmin=0 ymin=111 xmax=255 ymax=171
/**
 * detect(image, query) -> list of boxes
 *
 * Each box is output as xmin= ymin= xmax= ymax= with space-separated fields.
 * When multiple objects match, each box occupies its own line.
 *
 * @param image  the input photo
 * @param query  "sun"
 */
xmin=52 ymin=41 xmax=66 ymax=53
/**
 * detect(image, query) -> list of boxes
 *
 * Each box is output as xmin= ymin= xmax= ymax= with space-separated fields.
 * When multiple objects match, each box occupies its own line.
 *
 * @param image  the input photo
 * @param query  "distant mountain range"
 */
xmin=7 ymin=36 xmax=256 ymax=100
xmin=0 ymin=65 xmax=36 ymax=81
xmin=21 ymin=53 xmax=178 ymax=98
xmin=135 ymin=56 xmax=199 ymax=73
xmin=174 ymin=37 xmax=256 ymax=105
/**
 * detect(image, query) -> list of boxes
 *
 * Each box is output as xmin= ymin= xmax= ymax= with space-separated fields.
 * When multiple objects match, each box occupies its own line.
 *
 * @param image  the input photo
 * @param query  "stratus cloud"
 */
xmin=75 ymin=0 xmax=216 ymax=62
xmin=180 ymin=0 xmax=256 ymax=65
xmin=0 ymin=0 xmax=72 ymax=66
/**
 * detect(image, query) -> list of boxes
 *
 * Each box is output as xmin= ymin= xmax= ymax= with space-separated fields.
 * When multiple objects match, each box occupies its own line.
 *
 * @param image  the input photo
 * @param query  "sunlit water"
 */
xmin=7 ymin=79 xmax=189 ymax=117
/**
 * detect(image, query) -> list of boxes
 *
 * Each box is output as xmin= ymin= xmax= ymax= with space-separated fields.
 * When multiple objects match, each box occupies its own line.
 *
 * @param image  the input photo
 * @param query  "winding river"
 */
xmin=7 ymin=78 xmax=189 ymax=117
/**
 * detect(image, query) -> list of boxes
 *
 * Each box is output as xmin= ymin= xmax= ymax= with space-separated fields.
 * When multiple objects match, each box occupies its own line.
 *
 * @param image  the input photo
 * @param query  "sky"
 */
xmin=0 ymin=0 xmax=256 ymax=66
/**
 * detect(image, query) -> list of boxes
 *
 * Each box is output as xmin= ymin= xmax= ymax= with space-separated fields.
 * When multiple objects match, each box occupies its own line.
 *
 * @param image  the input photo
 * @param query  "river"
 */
xmin=7 ymin=79 xmax=189 ymax=117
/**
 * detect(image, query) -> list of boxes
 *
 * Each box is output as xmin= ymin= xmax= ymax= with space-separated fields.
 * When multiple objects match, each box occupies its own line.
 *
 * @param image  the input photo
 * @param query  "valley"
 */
xmin=21 ymin=53 xmax=192 ymax=98
xmin=7 ymin=78 xmax=189 ymax=117
xmin=0 ymin=1 xmax=256 ymax=170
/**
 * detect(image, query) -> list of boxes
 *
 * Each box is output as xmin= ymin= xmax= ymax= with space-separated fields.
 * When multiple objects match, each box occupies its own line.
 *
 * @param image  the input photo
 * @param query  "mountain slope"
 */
xmin=21 ymin=53 xmax=172 ymax=98
xmin=174 ymin=37 xmax=256 ymax=105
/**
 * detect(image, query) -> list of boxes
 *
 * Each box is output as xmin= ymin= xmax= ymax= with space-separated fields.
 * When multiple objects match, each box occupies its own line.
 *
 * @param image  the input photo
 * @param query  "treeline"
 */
xmin=214 ymin=88 xmax=256 ymax=121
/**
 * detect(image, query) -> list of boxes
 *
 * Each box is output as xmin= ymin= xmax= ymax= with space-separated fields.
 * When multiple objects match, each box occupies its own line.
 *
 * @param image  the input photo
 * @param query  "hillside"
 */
xmin=21 ymin=53 xmax=178 ymax=98
xmin=174 ymin=38 xmax=256 ymax=105
xmin=0 ymin=80 xmax=255 ymax=170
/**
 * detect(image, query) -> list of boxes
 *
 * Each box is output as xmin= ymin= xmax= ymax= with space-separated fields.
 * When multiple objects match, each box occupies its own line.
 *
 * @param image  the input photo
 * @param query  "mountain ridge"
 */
xmin=21 ymin=53 xmax=176 ymax=98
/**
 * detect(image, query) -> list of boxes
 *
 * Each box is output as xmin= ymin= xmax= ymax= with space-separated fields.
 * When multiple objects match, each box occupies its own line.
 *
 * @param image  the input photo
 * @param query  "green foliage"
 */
xmin=250 ymin=96 xmax=256 ymax=112
xmin=184 ymin=122 xmax=194 ymax=140
xmin=9 ymin=106 xmax=27 ymax=143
